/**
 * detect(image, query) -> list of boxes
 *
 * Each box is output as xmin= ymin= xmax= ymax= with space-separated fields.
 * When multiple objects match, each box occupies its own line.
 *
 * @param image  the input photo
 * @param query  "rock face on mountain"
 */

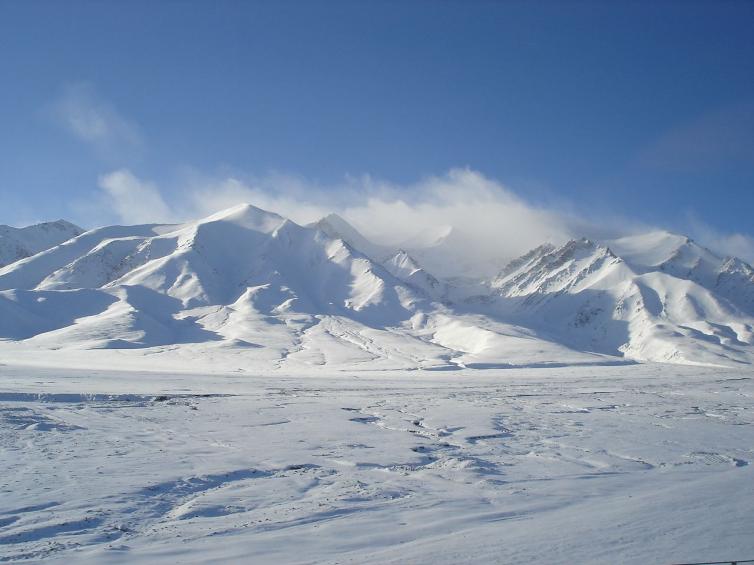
xmin=0 ymin=220 xmax=83 ymax=267
xmin=1 ymin=207 xmax=753 ymax=369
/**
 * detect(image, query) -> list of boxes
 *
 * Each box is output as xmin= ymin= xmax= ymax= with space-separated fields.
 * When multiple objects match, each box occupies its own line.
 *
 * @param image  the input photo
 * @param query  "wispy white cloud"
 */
xmin=187 ymin=173 xmax=333 ymax=227
xmin=685 ymin=212 xmax=754 ymax=263
xmin=98 ymin=169 xmax=174 ymax=225
xmin=84 ymin=167 xmax=754 ymax=273
xmin=49 ymin=82 xmax=143 ymax=158
xmin=87 ymin=167 xmax=576 ymax=274
xmin=177 ymin=168 xmax=578 ymax=275
xmin=187 ymin=168 xmax=573 ymax=243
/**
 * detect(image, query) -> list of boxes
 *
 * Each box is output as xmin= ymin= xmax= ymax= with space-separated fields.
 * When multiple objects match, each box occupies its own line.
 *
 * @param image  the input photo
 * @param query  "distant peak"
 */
xmin=322 ymin=212 xmax=348 ymax=224
xmin=201 ymin=202 xmax=284 ymax=223
xmin=400 ymin=225 xmax=454 ymax=249
xmin=521 ymin=237 xmax=619 ymax=267
xmin=310 ymin=213 xmax=380 ymax=259
xmin=313 ymin=213 xmax=360 ymax=235
xmin=219 ymin=202 xmax=279 ymax=217
xmin=606 ymin=229 xmax=723 ymax=270
xmin=187 ymin=203 xmax=289 ymax=238
xmin=1 ymin=219 xmax=84 ymax=233
xmin=49 ymin=219 xmax=80 ymax=228
xmin=559 ymin=237 xmax=601 ymax=252
xmin=40 ymin=220 xmax=84 ymax=234
xmin=387 ymin=248 xmax=419 ymax=267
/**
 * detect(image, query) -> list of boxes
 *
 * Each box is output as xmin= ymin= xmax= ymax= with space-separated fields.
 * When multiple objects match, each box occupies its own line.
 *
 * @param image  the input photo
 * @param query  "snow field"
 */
xmin=0 ymin=364 xmax=752 ymax=564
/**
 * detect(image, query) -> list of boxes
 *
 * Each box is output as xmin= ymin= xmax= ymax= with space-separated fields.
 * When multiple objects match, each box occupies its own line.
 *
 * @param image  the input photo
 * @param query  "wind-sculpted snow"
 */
xmin=0 ymin=365 xmax=753 ymax=563
xmin=1 ymin=206 xmax=754 ymax=368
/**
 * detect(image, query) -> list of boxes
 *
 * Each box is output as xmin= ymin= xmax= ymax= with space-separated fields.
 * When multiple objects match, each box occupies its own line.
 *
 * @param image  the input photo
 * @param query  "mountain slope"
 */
xmin=0 ymin=205 xmax=439 ymax=363
xmin=0 ymin=220 xmax=83 ymax=267
xmin=609 ymin=231 xmax=754 ymax=315
xmin=489 ymin=233 xmax=754 ymax=366
xmin=309 ymin=213 xmax=388 ymax=261
xmin=310 ymin=214 xmax=447 ymax=299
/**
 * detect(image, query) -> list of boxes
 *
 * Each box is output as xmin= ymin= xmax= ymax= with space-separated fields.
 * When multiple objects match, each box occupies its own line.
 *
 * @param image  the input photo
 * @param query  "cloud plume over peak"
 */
xmin=98 ymin=169 xmax=174 ymax=225
xmin=82 ymin=166 xmax=754 ymax=274
xmin=88 ymin=168 xmax=576 ymax=273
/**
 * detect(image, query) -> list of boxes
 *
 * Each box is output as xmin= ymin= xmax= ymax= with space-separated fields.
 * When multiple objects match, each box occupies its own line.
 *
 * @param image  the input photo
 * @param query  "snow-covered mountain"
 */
xmin=1 ymin=206 xmax=753 ymax=370
xmin=490 ymin=232 xmax=754 ymax=366
xmin=310 ymin=214 xmax=448 ymax=299
xmin=309 ymin=213 xmax=389 ymax=262
xmin=0 ymin=220 xmax=83 ymax=267
xmin=0 ymin=205 xmax=429 ymax=351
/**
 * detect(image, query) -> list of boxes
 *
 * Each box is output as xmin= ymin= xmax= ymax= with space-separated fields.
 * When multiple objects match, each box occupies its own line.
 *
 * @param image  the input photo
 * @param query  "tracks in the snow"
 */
xmin=344 ymin=403 xmax=511 ymax=477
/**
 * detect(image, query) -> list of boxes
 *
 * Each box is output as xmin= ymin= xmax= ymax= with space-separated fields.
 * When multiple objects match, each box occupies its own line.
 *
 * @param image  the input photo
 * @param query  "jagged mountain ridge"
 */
xmin=1 ymin=205 xmax=753 ymax=369
xmin=312 ymin=214 xmax=448 ymax=300
xmin=0 ymin=205 xmax=427 ymax=346
xmin=490 ymin=233 xmax=754 ymax=366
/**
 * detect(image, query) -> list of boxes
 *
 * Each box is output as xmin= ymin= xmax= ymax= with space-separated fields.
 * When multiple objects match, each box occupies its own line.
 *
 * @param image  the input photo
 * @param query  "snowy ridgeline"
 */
xmin=0 ymin=220 xmax=83 ymax=268
xmin=0 ymin=364 xmax=752 ymax=564
xmin=1 ymin=203 xmax=754 ymax=369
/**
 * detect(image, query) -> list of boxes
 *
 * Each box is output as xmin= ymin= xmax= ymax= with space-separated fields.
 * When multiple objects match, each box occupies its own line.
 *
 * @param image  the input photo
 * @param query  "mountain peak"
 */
xmin=400 ymin=225 xmax=455 ymax=249
xmin=197 ymin=203 xmax=287 ymax=233
xmin=0 ymin=219 xmax=84 ymax=268
xmin=39 ymin=219 xmax=83 ymax=232
xmin=607 ymin=230 xmax=710 ymax=269
xmin=310 ymin=213 xmax=384 ymax=260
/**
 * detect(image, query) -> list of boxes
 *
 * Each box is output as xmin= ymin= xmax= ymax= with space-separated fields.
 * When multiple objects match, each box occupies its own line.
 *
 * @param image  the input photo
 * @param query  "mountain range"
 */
xmin=1 ymin=204 xmax=753 ymax=371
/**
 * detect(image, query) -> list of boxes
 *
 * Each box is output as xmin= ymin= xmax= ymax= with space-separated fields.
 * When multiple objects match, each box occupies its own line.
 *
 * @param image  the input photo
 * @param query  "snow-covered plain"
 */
xmin=1 ymin=363 xmax=753 ymax=564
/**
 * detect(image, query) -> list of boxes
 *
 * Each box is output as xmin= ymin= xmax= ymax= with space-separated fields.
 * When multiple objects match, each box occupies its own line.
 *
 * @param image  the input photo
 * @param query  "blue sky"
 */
xmin=1 ymin=1 xmax=753 ymax=257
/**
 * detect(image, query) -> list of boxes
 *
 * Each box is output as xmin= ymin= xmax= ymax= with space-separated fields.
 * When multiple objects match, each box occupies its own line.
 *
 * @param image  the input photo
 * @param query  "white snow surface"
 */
xmin=3 ymin=206 xmax=754 ymax=563
xmin=0 ymin=363 xmax=753 ymax=564
xmin=1 ymin=205 xmax=754 ymax=369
